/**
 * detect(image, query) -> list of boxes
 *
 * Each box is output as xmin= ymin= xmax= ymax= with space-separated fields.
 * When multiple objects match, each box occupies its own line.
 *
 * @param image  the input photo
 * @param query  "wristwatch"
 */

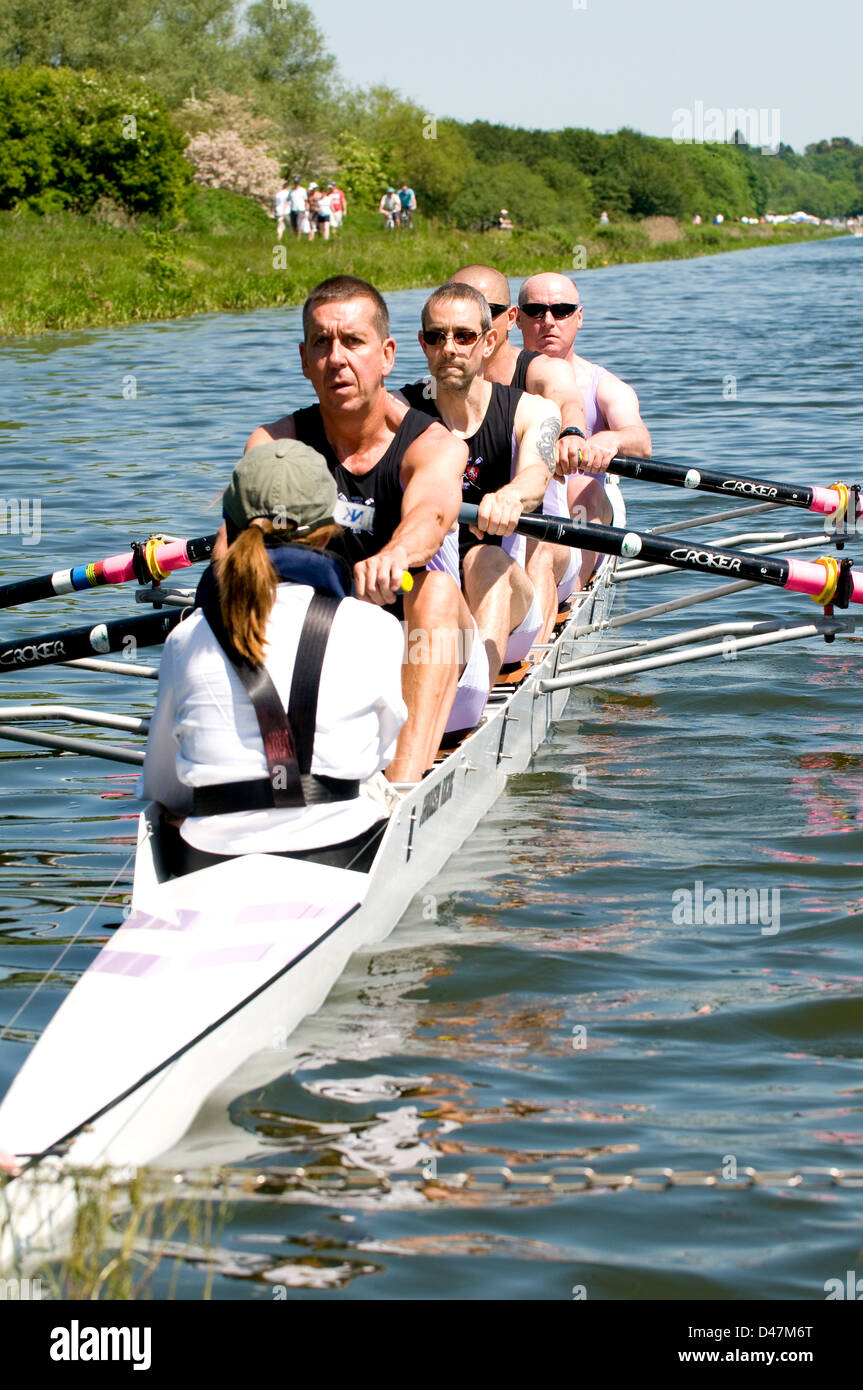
xmin=559 ymin=425 xmax=586 ymax=440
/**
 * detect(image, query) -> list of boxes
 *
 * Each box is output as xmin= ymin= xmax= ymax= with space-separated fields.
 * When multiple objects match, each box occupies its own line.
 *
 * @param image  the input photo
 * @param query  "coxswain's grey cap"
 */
xmin=222 ymin=440 xmax=337 ymax=534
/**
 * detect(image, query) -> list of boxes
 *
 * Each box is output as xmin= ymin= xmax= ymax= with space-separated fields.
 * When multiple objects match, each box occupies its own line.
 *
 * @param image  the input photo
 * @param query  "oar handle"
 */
xmin=0 ymin=534 xmax=216 ymax=611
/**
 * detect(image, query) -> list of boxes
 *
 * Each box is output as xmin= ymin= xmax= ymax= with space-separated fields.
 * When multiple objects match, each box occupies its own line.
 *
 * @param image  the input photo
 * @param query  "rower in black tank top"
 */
xmin=400 ymin=380 xmax=523 ymax=560
xmin=510 ymin=348 xmax=540 ymax=391
xmin=292 ymin=404 xmax=434 ymax=569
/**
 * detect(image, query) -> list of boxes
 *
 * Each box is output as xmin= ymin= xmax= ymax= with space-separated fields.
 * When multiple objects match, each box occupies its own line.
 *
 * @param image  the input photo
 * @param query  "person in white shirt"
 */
xmin=315 ymin=188 xmax=332 ymax=241
xmin=379 ymin=188 xmax=400 ymax=228
xmin=273 ymin=180 xmax=290 ymax=241
xmin=288 ymin=176 xmax=308 ymax=237
xmin=141 ymin=440 xmax=407 ymax=874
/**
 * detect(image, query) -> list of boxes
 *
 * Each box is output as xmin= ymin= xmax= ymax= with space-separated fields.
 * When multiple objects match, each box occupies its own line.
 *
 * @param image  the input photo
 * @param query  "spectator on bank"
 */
xmin=692 ymin=212 xmax=703 ymax=226
xmin=497 ymin=208 xmax=514 ymax=230
xmin=599 ymin=209 xmax=610 ymax=225
xmin=307 ymin=183 xmax=322 ymax=239
xmin=398 ymin=181 xmax=417 ymax=228
xmin=315 ymin=186 xmax=333 ymax=241
xmin=379 ymin=187 xmax=400 ymax=229
xmin=328 ymin=181 xmax=347 ymax=231
xmin=713 ymin=212 xmax=724 ymax=225
xmin=288 ymin=176 xmax=307 ymax=238
xmin=274 ymin=179 xmax=291 ymax=241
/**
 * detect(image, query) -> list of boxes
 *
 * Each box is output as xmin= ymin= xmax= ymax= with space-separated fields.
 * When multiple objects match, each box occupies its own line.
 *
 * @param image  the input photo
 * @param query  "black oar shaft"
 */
xmin=608 ymin=455 xmax=815 ymax=509
xmin=459 ymin=505 xmax=792 ymax=589
xmin=0 ymin=610 xmax=184 ymax=673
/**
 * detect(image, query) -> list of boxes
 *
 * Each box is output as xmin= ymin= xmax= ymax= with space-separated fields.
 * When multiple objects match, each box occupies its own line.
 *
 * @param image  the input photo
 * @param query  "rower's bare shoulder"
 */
xmin=405 ymin=419 xmax=468 ymax=474
xmin=596 ymin=365 xmax=640 ymax=409
xmin=244 ymin=414 xmax=297 ymax=453
xmin=383 ymin=390 xmax=412 ymax=425
xmin=528 ymin=353 xmax=581 ymax=396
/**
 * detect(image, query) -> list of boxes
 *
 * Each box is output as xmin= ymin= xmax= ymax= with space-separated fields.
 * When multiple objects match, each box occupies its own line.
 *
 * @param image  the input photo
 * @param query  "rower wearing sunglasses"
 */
xmin=447 ymin=264 xmax=610 ymax=642
xmin=398 ymin=282 xmax=560 ymax=689
xmin=518 ymin=272 xmax=652 ymax=584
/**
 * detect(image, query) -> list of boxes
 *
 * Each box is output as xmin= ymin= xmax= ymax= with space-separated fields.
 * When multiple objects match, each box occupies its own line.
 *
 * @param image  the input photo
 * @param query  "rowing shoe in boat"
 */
xmin=0 ymin=482 xmax=623 ymax=1265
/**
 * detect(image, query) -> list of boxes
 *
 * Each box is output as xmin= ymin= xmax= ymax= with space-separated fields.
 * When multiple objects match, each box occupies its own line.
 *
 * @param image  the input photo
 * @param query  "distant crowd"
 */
xmin=274 ymin=177 xmax=422 ymax=241
xmin=274 ymin=176 xmax=347 ymax=242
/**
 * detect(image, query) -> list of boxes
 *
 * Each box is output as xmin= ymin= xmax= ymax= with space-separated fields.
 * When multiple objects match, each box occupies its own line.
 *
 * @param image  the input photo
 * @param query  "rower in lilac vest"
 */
xmin=517 ymin=272 xmax=652 ymax=587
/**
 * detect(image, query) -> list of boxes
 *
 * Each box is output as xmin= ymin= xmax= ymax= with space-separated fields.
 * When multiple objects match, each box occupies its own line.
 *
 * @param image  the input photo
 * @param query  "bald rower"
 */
xmin=518 ymin=271 xmax=652 ymax=582
xmin=448 ymin=265 xmax=608 ymax=641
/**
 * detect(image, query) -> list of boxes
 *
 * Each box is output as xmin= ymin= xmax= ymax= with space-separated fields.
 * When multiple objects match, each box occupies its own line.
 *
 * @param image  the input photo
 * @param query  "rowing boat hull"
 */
xmin=0 ymin=482 xmax=623 ymax=1265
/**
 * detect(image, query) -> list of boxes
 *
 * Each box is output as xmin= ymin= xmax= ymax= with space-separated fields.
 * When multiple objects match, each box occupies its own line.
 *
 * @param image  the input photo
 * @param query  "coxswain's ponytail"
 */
xmin=215 ymin=520 xmax=277 ymax=666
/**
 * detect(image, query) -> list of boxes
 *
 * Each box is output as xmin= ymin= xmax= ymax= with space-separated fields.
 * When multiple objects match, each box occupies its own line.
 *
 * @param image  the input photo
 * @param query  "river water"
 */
xmin=1 ymin=237 xmax=861 ymax=1301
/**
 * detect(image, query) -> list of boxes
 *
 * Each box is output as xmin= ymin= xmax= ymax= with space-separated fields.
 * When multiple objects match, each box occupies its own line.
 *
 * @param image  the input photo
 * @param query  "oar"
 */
xmin=0 ymin=533 xmax=216 ymax=610
xmin=0 ymin=610 xmax=184 ymax=673
xmin=459 ymin=505 xmax=862 ymax=608
xmin=594 ymin=456 xmax=861 ymax=523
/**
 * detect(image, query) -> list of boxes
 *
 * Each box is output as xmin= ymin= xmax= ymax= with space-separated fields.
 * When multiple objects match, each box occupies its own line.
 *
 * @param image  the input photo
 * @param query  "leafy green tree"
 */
xmin=0 ymin=67 xmax=190 ymax=215
xmin=333 ymin=132 xmax=388 ymax=208
xmin=449 ymin=160 xmax=558 ymax=231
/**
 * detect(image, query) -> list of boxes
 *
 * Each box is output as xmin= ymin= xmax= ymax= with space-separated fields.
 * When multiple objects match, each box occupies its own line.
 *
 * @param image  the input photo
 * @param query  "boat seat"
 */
xmin=494 ymin=659 xmax=532 ymax=685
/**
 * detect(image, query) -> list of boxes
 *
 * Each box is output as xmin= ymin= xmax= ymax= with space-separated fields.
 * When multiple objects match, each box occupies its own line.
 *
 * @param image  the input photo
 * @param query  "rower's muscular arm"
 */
xmin=582 ymin=373 xmax=652 ymax=472
xmin=526 ymin=356 xmax=591 ymax=477
xmin=475 ymin=395 xmax=561 ymax=538
xmin=354 ymin=422 xmax=467 ymax=605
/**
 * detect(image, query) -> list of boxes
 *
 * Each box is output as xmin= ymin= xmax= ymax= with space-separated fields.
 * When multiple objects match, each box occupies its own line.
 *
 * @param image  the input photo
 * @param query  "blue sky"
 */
xmin=309 ymin=0 xmax=861 ymax=152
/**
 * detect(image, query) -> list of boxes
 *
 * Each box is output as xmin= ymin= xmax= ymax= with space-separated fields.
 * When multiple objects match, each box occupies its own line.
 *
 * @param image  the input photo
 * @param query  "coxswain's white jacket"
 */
xmin=140 ymin=585 xmax=406 ymax=854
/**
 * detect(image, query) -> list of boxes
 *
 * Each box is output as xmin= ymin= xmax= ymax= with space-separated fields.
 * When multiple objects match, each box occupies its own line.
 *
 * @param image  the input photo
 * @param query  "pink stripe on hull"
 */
xmin=91 ymin=951 xmax=168 ymax=978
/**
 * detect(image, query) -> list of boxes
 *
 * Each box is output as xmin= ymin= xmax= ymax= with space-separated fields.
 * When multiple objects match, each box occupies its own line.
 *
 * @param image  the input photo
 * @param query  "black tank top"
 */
xmin=511 ymin=349 xmax=540 ymax=391
xmin=401 ymin=379 xmax=522 ymax=556
xmin=292 ymin=404 xmax=434 ymax=567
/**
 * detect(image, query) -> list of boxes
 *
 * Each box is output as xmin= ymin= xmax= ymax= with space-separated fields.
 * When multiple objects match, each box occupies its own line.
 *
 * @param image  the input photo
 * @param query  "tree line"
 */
xmin=1 ymin=0 xmax=861 ymax=227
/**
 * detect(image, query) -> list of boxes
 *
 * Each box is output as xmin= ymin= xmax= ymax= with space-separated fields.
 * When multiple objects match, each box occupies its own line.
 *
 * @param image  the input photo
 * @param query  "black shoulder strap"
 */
xmin=288 ymin=593 xmax=341 ymax=775
xmin=202 ymin=597 xmax=305 ymax=808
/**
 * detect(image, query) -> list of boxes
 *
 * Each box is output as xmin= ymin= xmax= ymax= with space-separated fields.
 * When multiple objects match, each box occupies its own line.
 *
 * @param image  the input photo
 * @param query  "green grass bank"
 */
xmin=0 ymin=191 xmax=844 ymax=337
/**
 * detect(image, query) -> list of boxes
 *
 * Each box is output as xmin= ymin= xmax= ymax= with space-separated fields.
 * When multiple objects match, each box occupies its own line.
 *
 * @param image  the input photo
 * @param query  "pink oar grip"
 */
xmin=809 ymin=484 xmax=863 ymax=519
xmin=785 ymin=557 xmax=863 ymax=605
xmin=100 ymin=540 xmax=191 ymax=585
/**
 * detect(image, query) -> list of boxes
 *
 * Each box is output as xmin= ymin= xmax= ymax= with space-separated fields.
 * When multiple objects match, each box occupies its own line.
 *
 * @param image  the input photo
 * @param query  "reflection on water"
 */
xmin=2 ymin=238 xmax=863 ymax=1299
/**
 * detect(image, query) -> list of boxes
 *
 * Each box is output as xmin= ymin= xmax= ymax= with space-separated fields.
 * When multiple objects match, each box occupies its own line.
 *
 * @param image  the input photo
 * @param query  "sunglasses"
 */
xmin=519 ymin=301 xmax=581 ymax=320
xmin=421 ymin=327 xmax=483 ymax=347
xmin=486 ymin=302 xmax=510 ymax=318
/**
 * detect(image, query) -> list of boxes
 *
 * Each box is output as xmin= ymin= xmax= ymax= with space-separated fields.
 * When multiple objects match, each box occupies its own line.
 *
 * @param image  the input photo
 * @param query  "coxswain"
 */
xmin=448 ymin=264 xmax=609 ymax=640
xmin=141 ymin=440 xmax=407 ymax=874
xmin=399 ymin=282 xmax=560 ymax=688
xmin=518 ymin=271 xmax=652 ymax=583
xmin=244 ymin=275 xmax=478 ymax=780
